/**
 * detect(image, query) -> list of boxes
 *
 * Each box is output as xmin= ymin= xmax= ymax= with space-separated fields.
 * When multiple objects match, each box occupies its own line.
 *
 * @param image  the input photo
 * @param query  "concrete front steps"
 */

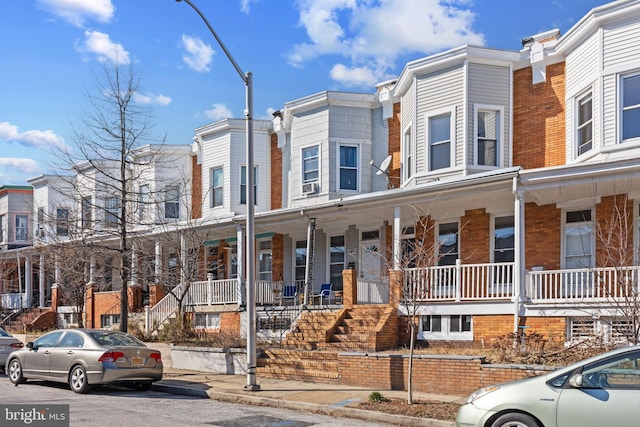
xmin=256 ymin=348 xmax=340 ymax=383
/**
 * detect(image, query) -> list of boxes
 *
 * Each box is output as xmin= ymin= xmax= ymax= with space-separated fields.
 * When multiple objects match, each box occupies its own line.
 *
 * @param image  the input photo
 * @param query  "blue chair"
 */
xmin=282 ymin=285 xmax=297 ymax=305
xmin=313 ymin=283 xmax=333 ymax=305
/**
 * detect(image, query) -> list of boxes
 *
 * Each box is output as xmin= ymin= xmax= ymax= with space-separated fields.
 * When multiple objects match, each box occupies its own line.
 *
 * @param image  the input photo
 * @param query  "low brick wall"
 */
xmin=337 ymin=353 xmax=554 ymax=396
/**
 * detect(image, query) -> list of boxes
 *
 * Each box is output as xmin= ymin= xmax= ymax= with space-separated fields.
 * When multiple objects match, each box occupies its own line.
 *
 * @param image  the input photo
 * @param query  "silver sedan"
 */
xmin=0 ymin=327 xmax=23 ymax=368
xmin=457 ymin=344 xmax=640 ymax=427
xmin=5 ymin=328 xmax=163 ymax=393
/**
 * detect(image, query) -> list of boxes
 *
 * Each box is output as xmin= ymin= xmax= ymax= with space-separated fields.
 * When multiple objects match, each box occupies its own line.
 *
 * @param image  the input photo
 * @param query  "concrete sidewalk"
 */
xmin=152 ymin=367 xmax=462 ymax=427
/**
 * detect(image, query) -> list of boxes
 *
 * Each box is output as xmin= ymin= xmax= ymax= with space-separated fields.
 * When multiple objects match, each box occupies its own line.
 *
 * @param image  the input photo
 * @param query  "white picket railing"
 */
xmin=357 ymin=280 xmax=389 ymax=304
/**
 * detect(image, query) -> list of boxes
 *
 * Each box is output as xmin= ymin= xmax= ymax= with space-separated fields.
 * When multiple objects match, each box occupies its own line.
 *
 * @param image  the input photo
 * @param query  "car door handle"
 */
xmin=66 ymin=351 xmax=75 ymax=355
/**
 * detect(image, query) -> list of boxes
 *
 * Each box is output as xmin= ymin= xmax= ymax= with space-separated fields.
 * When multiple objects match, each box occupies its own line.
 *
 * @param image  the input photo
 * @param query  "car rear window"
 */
xmin=89 ymin=331 xmax=145 ymax=347
xmin=0 ymin=329 xmax=11 ymax=337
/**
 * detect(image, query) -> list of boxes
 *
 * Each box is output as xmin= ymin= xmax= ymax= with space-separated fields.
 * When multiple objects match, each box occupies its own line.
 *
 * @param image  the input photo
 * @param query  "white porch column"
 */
xmin=513 ymin=180 xmax=526 ymax=334
xmin=25 ymin=256 xmax=32 ymax=308
xmin=180 ymin=233 xmax=187 ymax=285
xmin=236 ymin=225 xmax=244 ymax=306
xmin=39 ymin=253 xmax=45 ymax=308
xmin=155 ymin=240 xmax=162 ymax=284
xmin=89 ymin=255 xmax=96 ymax=284
xmin=131 ymin=241 xmax=139 ymax=285
xmin=393 ymin=206 xmax=402 ymax=270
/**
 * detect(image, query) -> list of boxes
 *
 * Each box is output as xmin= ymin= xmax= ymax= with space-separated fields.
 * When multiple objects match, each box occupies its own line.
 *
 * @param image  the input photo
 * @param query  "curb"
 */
xmin=152 ymin=383 xmax=456 ymax=427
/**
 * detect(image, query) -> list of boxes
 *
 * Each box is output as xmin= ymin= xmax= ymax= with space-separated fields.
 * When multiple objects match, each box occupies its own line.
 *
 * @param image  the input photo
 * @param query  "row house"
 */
xmin=3 ymin=0 xmax=640 ymax=348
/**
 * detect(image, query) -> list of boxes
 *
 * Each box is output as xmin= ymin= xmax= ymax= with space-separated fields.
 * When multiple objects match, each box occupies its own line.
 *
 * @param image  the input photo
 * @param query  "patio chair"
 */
xmin=313 ymin=283 xmax=333 ymax=305
xmin=282 ymin=285 xmax=297 ymax=305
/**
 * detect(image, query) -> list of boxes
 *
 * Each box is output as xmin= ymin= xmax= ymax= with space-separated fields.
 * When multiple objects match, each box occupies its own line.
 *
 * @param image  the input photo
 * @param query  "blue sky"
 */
xmin=0 ymin=0 xmax=607 ymax=185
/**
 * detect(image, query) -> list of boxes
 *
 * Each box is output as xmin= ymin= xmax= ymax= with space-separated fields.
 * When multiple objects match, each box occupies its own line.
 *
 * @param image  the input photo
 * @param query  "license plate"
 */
xmin=130 ymin=357 xmax=144 ymax=366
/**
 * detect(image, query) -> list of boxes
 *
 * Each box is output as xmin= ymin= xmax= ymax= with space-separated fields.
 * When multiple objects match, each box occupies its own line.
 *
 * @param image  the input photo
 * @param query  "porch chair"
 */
xmin=313 ymin=283 xmax=333 ymax=305
xmin=282 ymin=285 xmax=298 ymax=305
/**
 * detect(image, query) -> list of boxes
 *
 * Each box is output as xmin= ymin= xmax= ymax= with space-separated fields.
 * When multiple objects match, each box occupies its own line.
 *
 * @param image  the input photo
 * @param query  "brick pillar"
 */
xmin=128 ymin=283 xmax=142 ymax=311
xmin=342 ymin=268 xmax=357 ymax=308
xmin=389 ymin=270 xmax=403 ymax=308
xmin=85 ymin=283 xmax=97 ymax=329
xmin=51 ymin=284 xmax=60 ymax=312
xmin=149 ymin=283 xmax=166 ymax=307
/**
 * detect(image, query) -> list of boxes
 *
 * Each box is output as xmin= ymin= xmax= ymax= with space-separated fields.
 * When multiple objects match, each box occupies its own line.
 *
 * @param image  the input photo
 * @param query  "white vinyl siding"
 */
xmin=603 ymin=20 xmax=640 ymax=70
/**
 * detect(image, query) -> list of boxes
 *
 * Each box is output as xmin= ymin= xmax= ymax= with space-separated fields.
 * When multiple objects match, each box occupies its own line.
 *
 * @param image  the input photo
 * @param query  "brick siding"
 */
xmin=461 ymin=209 xmax=490 ymax=263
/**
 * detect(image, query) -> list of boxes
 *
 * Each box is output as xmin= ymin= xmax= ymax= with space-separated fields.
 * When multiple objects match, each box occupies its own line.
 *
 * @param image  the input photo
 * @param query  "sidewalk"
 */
xmin=152 ymin=367 xmax=463 ymax=427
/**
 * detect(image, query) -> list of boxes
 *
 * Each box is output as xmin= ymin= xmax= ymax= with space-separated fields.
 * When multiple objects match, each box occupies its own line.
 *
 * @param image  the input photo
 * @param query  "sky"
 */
xmin=0 ymin=0 xmax=610 ymax=186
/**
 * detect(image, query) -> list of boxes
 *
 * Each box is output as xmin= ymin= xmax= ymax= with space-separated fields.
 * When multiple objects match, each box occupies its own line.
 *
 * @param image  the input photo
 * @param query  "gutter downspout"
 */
xmin=513 ymin=176 xmax=525 ymax=334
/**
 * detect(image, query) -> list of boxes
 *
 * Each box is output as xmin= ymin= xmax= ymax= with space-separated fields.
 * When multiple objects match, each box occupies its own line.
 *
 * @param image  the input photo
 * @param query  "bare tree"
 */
xmin=54 ymin=62 xmax=165 ymax=332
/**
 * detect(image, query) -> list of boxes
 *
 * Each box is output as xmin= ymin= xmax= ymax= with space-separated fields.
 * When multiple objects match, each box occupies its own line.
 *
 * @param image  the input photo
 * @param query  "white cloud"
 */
xmin=287 ymin=0 xmax=485 ymax=87
xmin=240 ymin=0 xmax=258 ymax=13
xmin=0 ymin=158 xmax=41 ymax=180
xmin=77 ymin=30 xmax=130 ymax=65
xmin=181 ymin=35 xmax=215 ymax=73
xmin=0 ymin=121 xmax=66 ymax=151
xmin=133 ymin=93 xmax=172 ymax=106
xmin=38 ymin=0 xmax=114 ymax=28
xmin=203 ymin=104 xmax=233 ymax=121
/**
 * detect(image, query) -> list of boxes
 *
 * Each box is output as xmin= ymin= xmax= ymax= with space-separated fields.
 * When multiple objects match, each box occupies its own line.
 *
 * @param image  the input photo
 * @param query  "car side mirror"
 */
xmin=26 ymin=342 xmax=34 ymax=350
xmin=569 ymin=374 xmax=583 ymax=388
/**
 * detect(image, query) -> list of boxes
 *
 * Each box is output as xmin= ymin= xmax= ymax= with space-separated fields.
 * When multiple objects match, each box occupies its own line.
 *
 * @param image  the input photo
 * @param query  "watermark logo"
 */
xmin=1 ymin=405 xmax=69 ymax=426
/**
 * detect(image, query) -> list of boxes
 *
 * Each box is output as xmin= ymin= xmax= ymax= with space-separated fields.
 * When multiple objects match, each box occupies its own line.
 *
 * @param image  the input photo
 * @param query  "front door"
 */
xmin=360 ymin=240 xmax=381 ymax=281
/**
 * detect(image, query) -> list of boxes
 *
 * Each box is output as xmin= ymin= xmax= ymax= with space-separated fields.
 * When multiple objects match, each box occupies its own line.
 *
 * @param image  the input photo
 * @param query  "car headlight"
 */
xmin=466 ymin=385 xmax=500 ymax=404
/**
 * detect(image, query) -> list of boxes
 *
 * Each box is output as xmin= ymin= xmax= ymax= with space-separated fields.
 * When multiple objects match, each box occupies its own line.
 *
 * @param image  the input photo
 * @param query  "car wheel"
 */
xmin=7 ymin=359 xmax=25 ymax=385
xmin=131 ymin=381 xmax=152 ymax=391
xmin=491 ymin=413 xmax=539 ymax=427
xmin=69 ymin=365 xmax=91 ymax=394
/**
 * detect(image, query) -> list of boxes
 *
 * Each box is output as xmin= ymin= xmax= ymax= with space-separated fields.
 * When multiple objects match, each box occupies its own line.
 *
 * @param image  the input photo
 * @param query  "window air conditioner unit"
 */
xmin=302 ymin=182 xmax=319 ymax=195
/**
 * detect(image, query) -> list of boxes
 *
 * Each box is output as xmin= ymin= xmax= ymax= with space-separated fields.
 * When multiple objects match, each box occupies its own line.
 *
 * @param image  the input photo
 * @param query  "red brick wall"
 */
xmin=596 ymin=195 xmax=634 ymax=267
xmin=387 ymin=102 xmax=401 ymax=189
xmin=461 ymin=209 xmax=490 ymax=263
xmin=525 ymin=203 xmax=561 ymax=270
xmin=270 ymin=133 xmax=282 ymax=209
xmin=473 ymin=315 xmax=516 ymax=347
xmin=220 ymin=312 xmax=240 ymax=336
xmin=191 ymin=156 xmax=202 ymax=219
xmin=513 ymin=62 xmax=566 ymax=169
xmin=272 ymin=234 xmax=284 ymax=281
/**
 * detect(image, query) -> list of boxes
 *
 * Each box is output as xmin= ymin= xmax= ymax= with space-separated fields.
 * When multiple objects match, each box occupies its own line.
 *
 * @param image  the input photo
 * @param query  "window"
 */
xmin=564 ymin=209 xmax=594 ymax=269
xmin=37 ymin=207 xmax=44 ymax=236
xmin=422 ymin=315 xmax=442 ymax=332
xmin=438 ymin=222 xmax=458 ymax=266
xmin=302 ymin=146 xmax=319 ymax=183
xmin=450 ymin=315 xmax=472 ymax=332
xmin=402 ymin=226 xmax=416 ymax=268
xmin=295 ymin=240 xmax=307 ymax=282
xmin=576 ymin=92 xmax=593 ymax=156
xmin=329 ymin=235 xmax=345 ymax=290
xmin=15 ymin=214 xmax=28 ymax=241
xmin=581 ymin=349 xmax=640 ymax=389
xmin=164 ymin=186 xmax=179 ymax=219
xmin=56 ymin=208 xmax=69 ymax=236
xmin=258 ymin=239 xmax=272 ymax=281
xmin=33 ymin=331 xmax=63 ymax=349
xmin=476 ymin=109 xmax=499 ymax=166
xmin=240 ymin=166 xmax=257 ymax=205
xmin=228 ymin=244 xmax=238 ymax=279
xmin=59 ymin=332 xmax=84 ymax=348
xmin=622 ymin=74 xmax=640 ymax=141
xmin=81 ymin=196 xmax=92 ymax=229
xmin=429 ymin=113 xmax=451 ymax=170
xmin=194 ymin=313 xmax=221 ymax=329
xmin=0 ymin=214 xmax=4 ymax=242
xmin=494 ymin=216 xmax=514 ymax=263
xmin=403 ymin=126 xmax=412 ymax=180
xmin=210 ymin=167 xmax=223 ymax=208
xmin=138 ymin=185 xmax=149 ymax=222
xmin=339 ymin=145 xmax=358 ymax=191
xmin=105 ymin=197 xmax=120 ymax=227
xmin=100 ymin=314 xmax=120 ymax=329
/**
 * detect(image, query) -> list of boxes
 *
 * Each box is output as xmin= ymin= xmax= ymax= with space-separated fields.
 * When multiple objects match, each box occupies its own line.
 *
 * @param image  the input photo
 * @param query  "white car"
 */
xmin=457 ymin=345 xmax=640 ymax=427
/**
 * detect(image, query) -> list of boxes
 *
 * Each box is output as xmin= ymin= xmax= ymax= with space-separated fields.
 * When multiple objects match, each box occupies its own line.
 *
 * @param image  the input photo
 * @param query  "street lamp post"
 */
xmin=176 ymin=0 xmax=259 ymax=391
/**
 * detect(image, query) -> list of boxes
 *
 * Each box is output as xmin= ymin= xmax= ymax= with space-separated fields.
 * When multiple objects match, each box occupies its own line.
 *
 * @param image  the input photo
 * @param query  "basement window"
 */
xmin=419 ymin=314 xmax=472 ymax=341
xmin=194 ymin=313 xmax=221 ymax=329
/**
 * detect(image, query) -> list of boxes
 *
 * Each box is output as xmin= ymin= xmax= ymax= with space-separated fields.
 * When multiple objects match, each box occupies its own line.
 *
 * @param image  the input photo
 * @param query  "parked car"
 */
xmin=456 ymin=345 xmax=640 ymax=427
xmin=5 ymin=328 xmax=163 ymax=393
xmin=0 ymin=327 xmax=24 ymax=368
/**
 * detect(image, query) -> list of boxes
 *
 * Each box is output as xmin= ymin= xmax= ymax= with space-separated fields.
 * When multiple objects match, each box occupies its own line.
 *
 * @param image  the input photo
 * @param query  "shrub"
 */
xmin=368 ymin=391 xmax=388 ymax=403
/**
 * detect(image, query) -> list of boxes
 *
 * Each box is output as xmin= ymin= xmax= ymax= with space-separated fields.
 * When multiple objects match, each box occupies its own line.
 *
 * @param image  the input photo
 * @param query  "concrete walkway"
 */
xmin=153 ymin=367 xmax=463 ymax=427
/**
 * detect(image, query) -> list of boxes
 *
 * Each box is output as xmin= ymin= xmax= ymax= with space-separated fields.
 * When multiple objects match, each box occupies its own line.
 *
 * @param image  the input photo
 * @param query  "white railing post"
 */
xmin=207 ymin=274 xmax=213 ymax=305
xmin=455 ymin=259 xmax=462 ymax=302
xmin=144 ymin=305 xmax=150 ymax=334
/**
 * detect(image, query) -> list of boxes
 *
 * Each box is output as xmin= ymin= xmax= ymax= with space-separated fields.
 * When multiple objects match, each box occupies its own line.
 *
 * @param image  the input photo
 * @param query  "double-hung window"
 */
xmin=105 ymin=197 xmax=120 ymax=227
xmin=622 ymin=74 xmax=640 ymax=141
xmin=576 ymin=92 xmax=593 ymax=156
xmin=164 ymin=186 xmax=179 ymax=219
xmin=15 ymin=214 xmax=28 ymax=241
xmin=0 ymin=214 xmax=4 ymax=242
xmin=438 ymin=222 xmax=459 ymax=266
xmin=37 ymin=207 xmax=44 ymax=237
xmin=240 ymin=165 xmax=257 ymax=205
xmin=210 ymin=167 xmax=223 ymax=208
xmin=81 ymin=196 xmax=92 ymax=229
xmin=475 ymin=107 xmax=501 ymax=166
xmin=138 ymin=185 xmax=149 ymax=222
xmin=428 ymin=112 xmax=452 ymax=171
xmin=329 ymin=235 xmax=345 ymax=289
xmin=302 ymin=146 xmax=319 ymax=184
xmin=339 ymin=145 xmax=358 ymax=191
xmin=295 ymin=240 xmax=307 ymax=282
xmin=258 ymin=239 xmax=272 ymax=281
xmin=563 ymin=209 xmax=594 ymax=270
xmin=56 ymin=208 xmax=69 ymax=236
xmin=403 ymin=126 xmax=413 ymax=181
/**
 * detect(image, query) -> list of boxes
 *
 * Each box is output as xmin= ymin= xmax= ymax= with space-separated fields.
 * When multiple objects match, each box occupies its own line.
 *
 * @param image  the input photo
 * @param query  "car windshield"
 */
xmin=89 ymin=331 xmax=146 ymax=347
xmin=0 ymin=328 xmax=11 ymax=337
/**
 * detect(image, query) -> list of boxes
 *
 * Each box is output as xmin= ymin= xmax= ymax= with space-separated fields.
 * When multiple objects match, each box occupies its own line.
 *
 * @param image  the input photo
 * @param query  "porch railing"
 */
xmin=357 ymin=280 xmax=389 ymax=304
xmin=403 ymin=261 xmax=515 ymax=302
xmin=527 ymin=266 xmax=640 ymax=302
xmin=185 ymin=278 xmax=239 ymax=305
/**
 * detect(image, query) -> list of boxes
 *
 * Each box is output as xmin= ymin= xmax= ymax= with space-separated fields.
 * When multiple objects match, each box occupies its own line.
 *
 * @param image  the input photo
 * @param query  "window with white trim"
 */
xmin=56 ymin=208 xmax=69 ymax=236
xmin=403 ymin=126 xmax=412 ymax=181
xmin=194 ymin=313 xmax=221 ymax=329
xmin=576 ymin=91 xmax=593 ymax=156
xmin=37 ymin=207 xmax=44 ymax=237
xmin=0 ymin=214 xmax=5 ymax=242
xmin=438 ymin=222 xmax=458 ymax=266
xmin=563 ymin=209 xmax=594 ymax=269
xmin=295 ymin=240 xmax=307 ymax=282
xmin=82 ymin=196 xmax=92 ymax=229
xmin=475 ymin=107 xmax=500 ymax=166
xmin=420 ymin=315 xmax=472 ymax=340
xmin=329 ymin=235 xmax=345 ymax=290
xmin=164 ymin=186 xmax=179 ymax=219
xmin=302 ymin=146 xmax=319 ymax=184
xmin=339 ymin=145 xmax=358 ymax=191
xmin=258 ymin=239 xmax=272 ymax=281
xmin=240 ymin=165 xmax=257 ymax=205
xmin=428 ymin=112 xmax=452 ymax=171
xmin=622 ymin=74 xmax=640 ymax=141
xmin=105 ymin=197 xmax=120 ymax=227
xmin=15 ymin=214 xmax=28 ymax=241
xmin=210 ymin=167 xmax=223 ymax=208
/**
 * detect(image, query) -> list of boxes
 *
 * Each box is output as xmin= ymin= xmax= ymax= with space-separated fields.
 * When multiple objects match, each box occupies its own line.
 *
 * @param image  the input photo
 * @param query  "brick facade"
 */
xmin=270 ymin=133 xmax=282 ymax=209
xmin=387 ymin=102 xmax=401 ymax=189
xmin=596 ymin=194 xmax=634 ymax=266
xmin=525 ymin=203 xmax=561 ymax=270
xmin=191 ymin=155 xmax=202 ymax=219
xmin=461 ymin=209 xmax=490 ymax=263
